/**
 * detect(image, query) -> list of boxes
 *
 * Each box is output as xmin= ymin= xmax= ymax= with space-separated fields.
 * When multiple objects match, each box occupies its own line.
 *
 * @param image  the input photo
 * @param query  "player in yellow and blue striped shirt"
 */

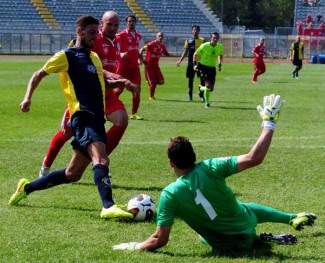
xmin=9 ymin=15 xmax=133 ymax=220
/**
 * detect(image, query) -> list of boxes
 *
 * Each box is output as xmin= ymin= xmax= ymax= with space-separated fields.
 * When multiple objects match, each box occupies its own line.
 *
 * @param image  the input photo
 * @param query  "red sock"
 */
xmin=106 ymin=125 xmax=127 ymax=156
xmin=44 ymin=130 xmax=70 ymax=167
xmin=150 ymin=84 xmax=156 ymax=98
xmin=132 ymin=93 xmax=140 ymax=115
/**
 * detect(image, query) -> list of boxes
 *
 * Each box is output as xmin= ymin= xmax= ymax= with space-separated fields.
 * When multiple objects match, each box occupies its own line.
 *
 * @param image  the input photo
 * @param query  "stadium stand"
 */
xmin=0 ymin=0 xmax=48 ymax=31
xmin=294 ymin=0 xmax=325 ymax=35
xmin=0 ymin=0 xmax=221 ymax=34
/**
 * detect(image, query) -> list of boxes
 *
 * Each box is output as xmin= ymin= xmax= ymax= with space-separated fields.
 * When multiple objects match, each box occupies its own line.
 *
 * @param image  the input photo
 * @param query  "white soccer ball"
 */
xmin=127 ymin=194 xmax=156 ymax=222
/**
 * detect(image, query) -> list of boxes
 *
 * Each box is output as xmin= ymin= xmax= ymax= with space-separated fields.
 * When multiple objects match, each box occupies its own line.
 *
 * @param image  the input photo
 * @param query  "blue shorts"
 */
xmin=70 ymin=111 xmax=106 ymax=159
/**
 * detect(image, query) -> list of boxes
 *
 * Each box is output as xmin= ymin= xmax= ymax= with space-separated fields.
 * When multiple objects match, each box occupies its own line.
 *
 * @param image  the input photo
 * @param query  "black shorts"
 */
xmin=70 ymin=111 xmax=106 ymax=159
xmin=292 ymin=59 xmax=302 ymax=67
xmin=186 ymin=65 xmax=202 ymax=79
xmin=199 ymin=64 xmax=216 ymax=85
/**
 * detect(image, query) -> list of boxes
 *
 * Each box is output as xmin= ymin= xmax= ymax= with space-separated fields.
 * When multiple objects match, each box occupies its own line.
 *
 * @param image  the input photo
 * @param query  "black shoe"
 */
xmin=259 ymin=232 xmax=297 ymax=245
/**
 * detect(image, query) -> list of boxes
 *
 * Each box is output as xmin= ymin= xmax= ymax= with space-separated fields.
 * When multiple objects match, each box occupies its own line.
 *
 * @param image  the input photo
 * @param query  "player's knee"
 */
xmin=62 ymin=129 xmax=73 ymax=139
xmin=65 ymin=170 xmax=83 ymax=182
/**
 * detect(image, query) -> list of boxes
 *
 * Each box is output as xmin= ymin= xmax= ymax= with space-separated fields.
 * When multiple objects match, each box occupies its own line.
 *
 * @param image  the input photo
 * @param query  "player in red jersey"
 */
xmin=116 ymin=14 xmax=146 ymax=120
xmin=140 ymin=32 xmax=172 ymax=100
xmin=39 ymin=11 xmax=135 ymax=177
xmin=252 ymin=37 xmax=266 ymax=83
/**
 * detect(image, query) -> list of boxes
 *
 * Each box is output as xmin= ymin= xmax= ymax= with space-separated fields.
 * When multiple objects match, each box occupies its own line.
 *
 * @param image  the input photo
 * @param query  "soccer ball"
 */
xmin=127 ymin=194 xmax=156 ymax=222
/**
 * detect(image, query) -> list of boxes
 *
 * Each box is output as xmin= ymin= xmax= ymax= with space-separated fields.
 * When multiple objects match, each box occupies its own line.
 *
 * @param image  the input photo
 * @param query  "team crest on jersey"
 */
xmin=127 ymin=36 xmax=133 ymax=43
xmin=87 ymin=65 xmax=97 ymax=74
xmin=102 ymin=44 xmax=110 ymax=54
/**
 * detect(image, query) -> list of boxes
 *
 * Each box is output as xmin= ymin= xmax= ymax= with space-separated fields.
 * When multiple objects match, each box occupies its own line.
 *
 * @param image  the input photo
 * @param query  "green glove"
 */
xmin=257 ymin=94 xmax=285 ymax=130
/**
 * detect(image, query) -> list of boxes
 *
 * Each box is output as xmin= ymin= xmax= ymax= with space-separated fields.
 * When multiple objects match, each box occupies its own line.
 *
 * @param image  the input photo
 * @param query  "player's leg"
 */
xmin=146 ymin=66 xmax=157 ymax=100
xmin=152 ymin=67 xmax=164 ymax=99
xmin=8 ymin=150 xmax=87 ymax=206
xmin=259 ymin=61 xmax=266 ymax=75
xmin=129 ymin=67 xmax=143 ymax=120
xmin=295 ymin=60 xmax=303 ymax=79
xmin=106 ymin=109 xmax=128 ymax=156
xmin=198 ymin=68 xmax=205 ymax=102
xmin=186 ymin=65 xmax=195 ymax=101
xmin=88 ymin=141 xmax=132 ymax=219
xmin=244 ymin=202 xmax=317 ymax=230
xmin=40 ymin=107 xmax=72 ymax=177
xmin=252 ymin=61 xmax=259 ymax=82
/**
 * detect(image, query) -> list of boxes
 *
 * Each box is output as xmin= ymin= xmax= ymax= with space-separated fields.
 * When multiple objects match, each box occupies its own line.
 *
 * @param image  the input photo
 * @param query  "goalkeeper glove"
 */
xmin=112 ymin=242 xmax=141 ymax=251
xmin=257 ymin=94 xmax=285 ymax=130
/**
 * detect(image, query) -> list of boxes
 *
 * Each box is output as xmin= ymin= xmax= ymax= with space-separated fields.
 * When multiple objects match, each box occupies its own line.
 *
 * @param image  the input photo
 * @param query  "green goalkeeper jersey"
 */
xmin=157 ymin=157 xmax=257 ymax=249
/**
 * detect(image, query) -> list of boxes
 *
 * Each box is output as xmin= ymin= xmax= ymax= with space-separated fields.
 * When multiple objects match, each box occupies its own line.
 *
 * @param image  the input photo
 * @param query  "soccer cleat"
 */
xmin=198 ymin=87 xmax=205 ymax=102
xmin=259 ymin=232 xmax=297 ymax=245
xmin=289 ymin=213 xmax=317 ymax=231
xmin=205 ymin=104 xmax=210 ymax=108
xmin=100 ymin=205 xmax=134 ymax=220
xmin=8 ymin=178 xmax=30 ymax=206
xmin=130 ymin=113 xmax=143 ymax=120
xmin=39 ymin=157 xmax=50 ymax=178
xmin=252 ymin=80 xmax=257 ymax=84
xmin=149 ymin=96 xmax=155 ymax=100
xmin=295 ymin=76 xmax=299 ymax=79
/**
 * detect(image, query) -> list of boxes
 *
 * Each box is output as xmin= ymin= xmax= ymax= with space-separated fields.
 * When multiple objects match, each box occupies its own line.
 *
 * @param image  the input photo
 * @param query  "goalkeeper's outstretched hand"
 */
xmin=112 ymin=242 xmax=140 ymax=251
xmin=257 ymin=94 xmax=285 ymax=130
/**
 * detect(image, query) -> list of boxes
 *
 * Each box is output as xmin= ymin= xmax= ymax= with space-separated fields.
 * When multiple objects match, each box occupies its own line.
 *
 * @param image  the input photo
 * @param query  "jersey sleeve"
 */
xmin=156 ymin=189 xmax=177 ymax=226
xmin=184 ymin=39 xmax=189 ymax=49
xmin=161 ymin=43 xmax=168 ymax=55
xmin=200 ymin=156 xmax=238 ymax=179
xmin=195 ymin=42 xmax=206 ymax=55
xmin=43 ymin=50 xmax=69 ymax=75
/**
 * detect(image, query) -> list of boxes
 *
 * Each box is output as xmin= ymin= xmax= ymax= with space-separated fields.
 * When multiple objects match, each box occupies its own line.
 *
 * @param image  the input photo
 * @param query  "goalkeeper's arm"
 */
xmin=236 ymin=94 xmax=285 ymax=173
xmin=112 ymin=225 xmax=171 ymax=251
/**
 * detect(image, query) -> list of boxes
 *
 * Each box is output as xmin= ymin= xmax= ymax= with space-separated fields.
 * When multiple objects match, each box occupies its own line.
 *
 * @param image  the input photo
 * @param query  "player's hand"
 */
xmin=112 ymin=242 xmax=140 ymax=251
xmin=121 ymin=52 xmax=128 ymax=60
xmin=257 ymin=94 xmax=285 ymax=130
xmin=193 ymin=65 xmax=198 ymax=71
xmin=124 ymin=80 xmax=138 ymax=92
xmin=104 ymin=71 xmax=122 ymax=80
xmin=176 ymin=61 xmax=181 ymax=67
xmin=19 ymin=99 xmax=31 ymax=112
xmin=218 ymin=63 xmax=222 ymax=71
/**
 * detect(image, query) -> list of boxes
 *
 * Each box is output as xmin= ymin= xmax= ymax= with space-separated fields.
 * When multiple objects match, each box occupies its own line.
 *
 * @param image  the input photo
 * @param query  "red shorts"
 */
xmin=61 ymin=106 xmax=71 ymax=132
xmin=144 ymin=66 xmax=164 ymax=85
xmin=254 ymin=59 xmax=266 ymax=72
xmin=105 ymin=89 xmax=126 ymax=115
xmin=117 ymin=66 xmax=141 ymax=86
xmin=61 ymin=91 xmax=126 ymax=131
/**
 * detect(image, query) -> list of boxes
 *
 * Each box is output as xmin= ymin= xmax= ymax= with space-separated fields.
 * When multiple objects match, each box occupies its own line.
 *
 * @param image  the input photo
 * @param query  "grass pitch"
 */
xmin=0 ymin=58 xmax=324 ymax=262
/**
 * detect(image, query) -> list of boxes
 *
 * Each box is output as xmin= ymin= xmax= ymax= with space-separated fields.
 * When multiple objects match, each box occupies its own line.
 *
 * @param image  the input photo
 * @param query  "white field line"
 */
xmin=2 ymin=135 xmax=325 ymax=148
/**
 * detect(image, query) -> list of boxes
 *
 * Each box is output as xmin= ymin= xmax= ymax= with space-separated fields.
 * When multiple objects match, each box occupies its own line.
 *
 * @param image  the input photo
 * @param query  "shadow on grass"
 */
xmin=76 ymin=182 xmax=163 ymax=192
xmin=152 ymin=240 xmax=320 ymax=261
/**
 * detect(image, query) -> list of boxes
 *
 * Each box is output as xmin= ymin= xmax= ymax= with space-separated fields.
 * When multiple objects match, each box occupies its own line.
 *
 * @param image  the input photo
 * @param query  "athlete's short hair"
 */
xmin=192 ymin=25 xmax=200 ymax=31
xmin=76 ymin=15 xmax=99 ymax=29
xmin=211 ymin=32 xmax=220 ymax=38
xmin=126 ymin=13 xmax=137 ymax=22
xmin=167 ymin=136 xmax=196 ymax=169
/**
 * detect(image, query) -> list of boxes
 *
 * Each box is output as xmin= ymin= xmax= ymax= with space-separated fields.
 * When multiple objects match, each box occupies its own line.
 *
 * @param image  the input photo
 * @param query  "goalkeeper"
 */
xmin=113 ymin=94 xmax=317 ymax=252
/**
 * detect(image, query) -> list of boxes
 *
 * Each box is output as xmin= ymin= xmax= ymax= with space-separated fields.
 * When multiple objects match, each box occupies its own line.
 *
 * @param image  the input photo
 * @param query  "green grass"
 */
xmin=0 ymin=58 xmax=324 ymax=262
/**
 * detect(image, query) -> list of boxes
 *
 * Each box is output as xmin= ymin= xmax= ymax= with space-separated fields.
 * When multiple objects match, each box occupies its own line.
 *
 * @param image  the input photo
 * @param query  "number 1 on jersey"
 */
xmin=195 ymin=189 xmax=217 ymax=220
